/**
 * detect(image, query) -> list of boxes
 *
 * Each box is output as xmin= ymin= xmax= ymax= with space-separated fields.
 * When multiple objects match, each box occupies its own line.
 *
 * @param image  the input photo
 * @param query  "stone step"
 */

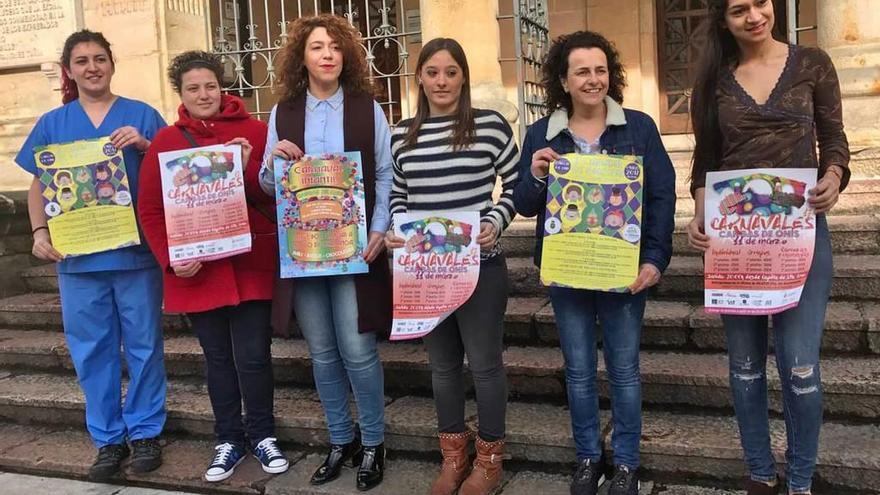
xmin=502 ymin=214 xmax=880 ymax=258
xmin=1 ymin=329 xmax=878 ymax=419
xmin=506 ymin=254 xmax=880 ymax=300
xmin=0 ymin=372 xmax=876 ymax=492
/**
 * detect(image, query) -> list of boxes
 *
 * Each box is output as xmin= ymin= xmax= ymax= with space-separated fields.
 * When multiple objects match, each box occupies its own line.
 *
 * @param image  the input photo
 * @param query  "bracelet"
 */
xmin=826 ymin=167 xmax=843 ymax=181
xmin=31 ymin=226 xmax=48 ymax=235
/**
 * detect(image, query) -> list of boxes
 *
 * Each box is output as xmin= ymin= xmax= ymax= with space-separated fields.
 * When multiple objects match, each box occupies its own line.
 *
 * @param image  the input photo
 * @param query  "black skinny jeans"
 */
xmin=423 ymin=253 xmax=509 ymax=442
xmin=189 ymin=300 xmax=275 ymax=447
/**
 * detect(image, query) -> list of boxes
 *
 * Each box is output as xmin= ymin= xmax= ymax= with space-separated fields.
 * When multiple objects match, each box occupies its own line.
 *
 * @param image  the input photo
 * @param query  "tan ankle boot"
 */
xmin=430 ymin=431 xmax=473 ymax=495
xmin=458 ymin=437 xmax=504 ymax=495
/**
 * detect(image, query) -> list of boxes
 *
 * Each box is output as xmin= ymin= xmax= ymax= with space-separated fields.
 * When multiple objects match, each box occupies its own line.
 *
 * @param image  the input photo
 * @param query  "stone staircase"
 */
xmin=1 ymin=169 xmax=879 ymax=494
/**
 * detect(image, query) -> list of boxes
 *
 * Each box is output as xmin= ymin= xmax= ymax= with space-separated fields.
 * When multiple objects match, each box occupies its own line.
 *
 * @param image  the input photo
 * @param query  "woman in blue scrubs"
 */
xmin=15 ymin=30 xmax=167 ymax=481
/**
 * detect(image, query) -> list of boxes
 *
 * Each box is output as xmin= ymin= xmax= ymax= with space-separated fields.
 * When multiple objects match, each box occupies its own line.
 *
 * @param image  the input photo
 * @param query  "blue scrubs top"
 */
xmin=15 ymin=96 xmax=166 ymax=274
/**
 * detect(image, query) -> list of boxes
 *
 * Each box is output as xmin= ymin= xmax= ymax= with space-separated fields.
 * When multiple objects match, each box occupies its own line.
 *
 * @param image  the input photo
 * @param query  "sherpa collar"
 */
xmin=546 ymin=96 xmax=627 ymax=141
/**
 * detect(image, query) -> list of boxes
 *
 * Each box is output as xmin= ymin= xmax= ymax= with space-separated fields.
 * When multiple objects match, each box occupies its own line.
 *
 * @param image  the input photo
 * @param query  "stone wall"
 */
xmin=0 ymin=192 xmax=41 ymax=299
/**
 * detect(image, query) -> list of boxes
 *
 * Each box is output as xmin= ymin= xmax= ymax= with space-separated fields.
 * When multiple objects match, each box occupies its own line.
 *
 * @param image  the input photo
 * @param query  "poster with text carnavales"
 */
xmin=158 ymin=144 xmax=251 ymax=265
xmin=541 ymin=153 xmax=643 ymax=291
xmin=390 ymin=212 xmax=481 ymax=341
xmin=34 ymin=137 xmax=140 ymax=257
xmin=274 ymin=153 xmax=368 ymax=278
xmin=704 ymin=168 xmax=817 ymax=315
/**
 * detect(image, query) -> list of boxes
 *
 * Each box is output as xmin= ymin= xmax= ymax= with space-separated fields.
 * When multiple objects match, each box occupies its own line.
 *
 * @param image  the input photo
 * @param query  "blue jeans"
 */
xmin=723 ymin=215 xmax=831 ymax=493
xmin=549 ymin=287 xmax=647 ymax=469
xmin=58 ymin=267 xmax=166 ymax=447
xmin=293 ymin=275 xmax=385 ymax=447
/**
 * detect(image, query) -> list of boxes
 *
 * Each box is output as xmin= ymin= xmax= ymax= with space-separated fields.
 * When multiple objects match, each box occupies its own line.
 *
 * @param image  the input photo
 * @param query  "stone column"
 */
xmin=418 ymin=0 xmax=518 ymax=122
xmin=817 ymin=0 xmax=880 ymax=150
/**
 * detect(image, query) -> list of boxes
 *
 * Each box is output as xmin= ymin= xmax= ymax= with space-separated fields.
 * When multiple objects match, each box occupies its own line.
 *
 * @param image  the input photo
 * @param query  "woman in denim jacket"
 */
xmin=512 ymin=31 xmax=675 ymax=495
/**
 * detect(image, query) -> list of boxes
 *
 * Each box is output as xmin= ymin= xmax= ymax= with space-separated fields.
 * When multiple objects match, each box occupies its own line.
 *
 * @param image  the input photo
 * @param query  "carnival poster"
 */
xmin=274 ymin=153 xmax=368 ymax=278
xmin=34 ymin=136 xmax=140 ymax=257
xmin=390 ymin=211 xmax=481 ymax=341
xmin=157 ymin=144 xmax=251 ymax=265
xmin=540 ymin=153 xmax=644 ymax=291
xmin=704 ymin=168 xmax=817 ymax=315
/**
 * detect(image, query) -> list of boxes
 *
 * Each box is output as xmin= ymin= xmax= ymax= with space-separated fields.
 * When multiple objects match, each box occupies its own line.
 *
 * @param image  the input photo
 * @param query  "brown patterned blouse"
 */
xmin=691 ymin=44 xmax=850 ymax=195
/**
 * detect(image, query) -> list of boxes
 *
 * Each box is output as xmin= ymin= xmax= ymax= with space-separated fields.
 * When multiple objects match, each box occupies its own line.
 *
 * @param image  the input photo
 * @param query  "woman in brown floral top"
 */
xmin=686 ymin=1 xmax=849 ymax=495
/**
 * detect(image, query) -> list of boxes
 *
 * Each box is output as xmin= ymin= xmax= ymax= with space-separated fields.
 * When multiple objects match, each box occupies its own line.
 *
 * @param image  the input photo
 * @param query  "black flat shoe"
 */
xmin=88 ymin=443 xmax=130 ymax=481
xmin=310 ymin=437 xmax=363 ymax=485
xmin=356 ymin=443 xmax=385 ymax=491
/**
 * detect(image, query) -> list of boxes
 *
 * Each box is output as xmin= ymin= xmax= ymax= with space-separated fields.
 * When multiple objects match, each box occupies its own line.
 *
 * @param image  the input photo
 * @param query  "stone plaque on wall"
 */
xmin=0 ymin=0 xmax=78 ymax=69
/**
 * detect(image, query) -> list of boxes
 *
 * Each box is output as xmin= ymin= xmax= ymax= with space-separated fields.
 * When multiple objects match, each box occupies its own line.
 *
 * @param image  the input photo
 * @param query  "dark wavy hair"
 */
xmin=60 ymin=30 xmax=114 ymax=104
xmin=542 ymin=30 xmax=626 ymax=115
xmin=167 ymin=51 xmax=224 ymax=93
xmin=274 ymin=14 xmax=374 ymax=101
xmin=402 ymin=37 xmax=475 ymax=151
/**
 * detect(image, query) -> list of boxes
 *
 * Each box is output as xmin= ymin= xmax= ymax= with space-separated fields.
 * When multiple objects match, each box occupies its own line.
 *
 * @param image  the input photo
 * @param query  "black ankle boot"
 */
xmin=310 ymin=438 xmax=363 ymax=485
xmin=356 ymin=443 xmax=385 ymax=491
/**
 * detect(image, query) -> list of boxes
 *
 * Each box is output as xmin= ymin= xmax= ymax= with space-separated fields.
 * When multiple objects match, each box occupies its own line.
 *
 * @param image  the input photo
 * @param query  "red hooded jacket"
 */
xmin=138 ymin=94 xmax=276 ymax=314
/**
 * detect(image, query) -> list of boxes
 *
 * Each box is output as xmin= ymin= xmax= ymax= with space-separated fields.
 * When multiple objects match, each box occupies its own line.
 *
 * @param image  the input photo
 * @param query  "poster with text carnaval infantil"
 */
xmin=158 ymin=144 xmax=251 ymax=265
xmin=704 ymin=168 xmax=817 ymax=315
xmin=390 ymin=211 xmax=481 ymax=341
xmin=274 ymin=153 xmax=368 ymax=278
xmin=540 ymin=153 xmax=644 ymax=291
xmin=34 ymin=137 xmax=140 ymax=257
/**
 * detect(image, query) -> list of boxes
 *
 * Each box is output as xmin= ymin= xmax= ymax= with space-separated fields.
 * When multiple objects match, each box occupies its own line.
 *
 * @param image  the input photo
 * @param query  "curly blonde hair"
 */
xmin=274 ymin=14 xmax=374 ymax=101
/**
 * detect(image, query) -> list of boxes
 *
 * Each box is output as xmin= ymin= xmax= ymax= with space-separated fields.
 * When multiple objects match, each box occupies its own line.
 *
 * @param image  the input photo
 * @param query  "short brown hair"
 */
xmin=274 ymin=14 xmax=374 ymax=101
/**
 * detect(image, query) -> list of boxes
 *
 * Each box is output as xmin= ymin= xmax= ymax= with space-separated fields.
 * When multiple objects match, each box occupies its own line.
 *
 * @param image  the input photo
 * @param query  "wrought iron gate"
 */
xmin=499 ymin=0 xmax=549 ymax=137
xmin=207 ymin=0 xmax=422 ymax=123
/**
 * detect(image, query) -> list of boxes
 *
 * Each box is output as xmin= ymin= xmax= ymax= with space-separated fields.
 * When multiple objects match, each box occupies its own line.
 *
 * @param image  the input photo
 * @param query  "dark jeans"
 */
xmin=722 ymin=215 xmax=832 ymax=494
xmin=189 ymin=300 xmax=275 ymax=447
xmin=423 ymin=254 xmax=509 ymax=442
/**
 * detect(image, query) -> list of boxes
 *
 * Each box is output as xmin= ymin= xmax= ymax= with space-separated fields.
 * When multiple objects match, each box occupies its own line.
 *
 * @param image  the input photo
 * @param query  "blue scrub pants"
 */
xmin=57 ymin=266 xmax=167 ymax=447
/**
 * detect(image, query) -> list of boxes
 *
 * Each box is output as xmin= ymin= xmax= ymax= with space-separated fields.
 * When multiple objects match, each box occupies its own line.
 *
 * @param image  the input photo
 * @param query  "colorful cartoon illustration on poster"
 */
xmin=33 ymin=136 xmax=140 ymax=257
xmin=390 ymin=211 xmax=481 ymax=341
xmin=704 ymin=168 xmax=817 ymax=315
xmin=158 ymin=144 xmax=252 ymax=265
xmin=273 ymin=152 xmax=368 ymax=278
xmin=540 ymin=153 xmax=644 ymax=291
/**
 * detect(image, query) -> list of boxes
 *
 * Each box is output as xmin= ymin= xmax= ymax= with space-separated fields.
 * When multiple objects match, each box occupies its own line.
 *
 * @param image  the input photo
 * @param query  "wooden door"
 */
xmin=656 ymin=0 xmax=708 ymax=134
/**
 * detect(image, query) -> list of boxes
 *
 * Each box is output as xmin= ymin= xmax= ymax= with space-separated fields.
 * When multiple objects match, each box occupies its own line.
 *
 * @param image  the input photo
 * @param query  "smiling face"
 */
xmin=724 ymin=0 xmax=775 ymax=45
xmin=563 ymin=47 xmax=609 ymax=113
xmin=65 ymin=41 xmax=114 ymax=97
xmin=180 ymin=68 xmax=222 ymax=120
xmin=303 ymin=27 xmax=343 ymax=92
xmin=419 ymin=49 xmax=465 ymax=116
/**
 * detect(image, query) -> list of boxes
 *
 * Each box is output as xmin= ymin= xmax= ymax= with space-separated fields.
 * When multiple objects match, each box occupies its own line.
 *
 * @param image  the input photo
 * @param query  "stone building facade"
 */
xmin=1 ymin=0 xmax=878 ymax=190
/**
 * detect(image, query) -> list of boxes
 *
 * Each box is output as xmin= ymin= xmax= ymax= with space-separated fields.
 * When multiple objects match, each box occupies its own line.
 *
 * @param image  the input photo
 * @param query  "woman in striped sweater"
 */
xmin=384 ymin=38 xmax=519 ymax=495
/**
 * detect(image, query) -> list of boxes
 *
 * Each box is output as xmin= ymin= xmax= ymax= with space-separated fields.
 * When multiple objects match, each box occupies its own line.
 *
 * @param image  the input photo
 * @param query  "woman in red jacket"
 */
xmin=138 ymin=51 xmax=288 ymax=482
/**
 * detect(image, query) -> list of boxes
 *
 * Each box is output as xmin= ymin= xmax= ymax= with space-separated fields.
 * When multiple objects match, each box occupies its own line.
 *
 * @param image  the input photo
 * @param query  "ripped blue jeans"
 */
xmin=723 ymin=215 xmax=831 ymax=493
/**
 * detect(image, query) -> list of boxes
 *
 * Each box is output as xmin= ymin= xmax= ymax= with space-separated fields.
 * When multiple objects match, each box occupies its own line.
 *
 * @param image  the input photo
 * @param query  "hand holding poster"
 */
xmin=390 ymin=212 xmax=481 ymax=341
xmin=274 ymin=153 xmax=368 ymax=278
xmin=540 ymin=153 xmax=644 ymax=291
xmin=34 ymin=136 xmax=140 ymax=257
xmin=157 ymin=144 xmax=251 ymax=265
xmin=704 ymin=168 xmax=817 ymax=315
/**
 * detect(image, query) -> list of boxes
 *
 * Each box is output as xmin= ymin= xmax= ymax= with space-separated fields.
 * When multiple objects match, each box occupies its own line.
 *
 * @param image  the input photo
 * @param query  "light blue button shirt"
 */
xmin=259 ymin=87 xmax=393 ymax=233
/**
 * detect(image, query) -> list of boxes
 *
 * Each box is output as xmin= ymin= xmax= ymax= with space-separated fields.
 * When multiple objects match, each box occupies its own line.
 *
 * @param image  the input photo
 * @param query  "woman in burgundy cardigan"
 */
xmin=138 ymin=51 xmax=288 ymax=483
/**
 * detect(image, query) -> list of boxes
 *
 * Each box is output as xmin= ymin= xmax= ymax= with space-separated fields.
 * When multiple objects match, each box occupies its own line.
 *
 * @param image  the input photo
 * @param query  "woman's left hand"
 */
xmin=628 ymin=263 xmax=661 ymax=294
xmin=225 ymin=137 xmax=253 ymax=170
xmin=809 ymin=169 xmax=842 ymax=214
xmin=477 ymin=222 xmax=497 ymax=251
xmin=110 ymin=126 xmax=150 ymax=152
xmin=364 ymin=231 xmax=386 ymax=263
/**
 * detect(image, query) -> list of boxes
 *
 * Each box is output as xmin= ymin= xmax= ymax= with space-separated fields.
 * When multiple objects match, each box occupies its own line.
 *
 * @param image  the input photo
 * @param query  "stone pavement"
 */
xmin=0 ymin=471 xmax=198 ymax=494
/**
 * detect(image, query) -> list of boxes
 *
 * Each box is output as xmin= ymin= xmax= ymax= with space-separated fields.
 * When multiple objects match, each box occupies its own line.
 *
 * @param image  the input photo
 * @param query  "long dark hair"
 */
xmin=60 ymin=30 xmax=115 ymax=104
xmin=402 ymin=38 xmax=476 ymax=151
xmin=542 ymin=30 xmax=626 ymax=115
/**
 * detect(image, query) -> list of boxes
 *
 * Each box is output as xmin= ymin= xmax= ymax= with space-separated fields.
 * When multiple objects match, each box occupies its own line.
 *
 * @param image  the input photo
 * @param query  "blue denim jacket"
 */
xmin=512 ymin=98 xmax=676 ymax=272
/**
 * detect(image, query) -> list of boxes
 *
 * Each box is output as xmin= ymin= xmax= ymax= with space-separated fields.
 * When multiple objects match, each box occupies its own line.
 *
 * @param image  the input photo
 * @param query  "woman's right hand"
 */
xmin=32 ymin=228 xmax=63 ymax=262
xmin=687 ymin=215 xmax=711 ymax=252
xmin=267 ymin=140 xmax=304 ymax=170
xmin=530 ymin=147 xmax=560 ymax=178
xmin=172 ymin=261 xmax=202 ymax=278
xmin=385 ymin=230 xmax=405 ymax=250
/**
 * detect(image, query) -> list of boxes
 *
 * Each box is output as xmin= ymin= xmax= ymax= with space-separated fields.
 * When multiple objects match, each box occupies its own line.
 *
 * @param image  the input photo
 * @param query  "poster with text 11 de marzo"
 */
xmin=704 ymin=168 xmax=817 ymax=315
xmin=390 ymin=212 xmax=481 ymax=341
xmin=34 ymin=137 xmax=140 ymax=257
